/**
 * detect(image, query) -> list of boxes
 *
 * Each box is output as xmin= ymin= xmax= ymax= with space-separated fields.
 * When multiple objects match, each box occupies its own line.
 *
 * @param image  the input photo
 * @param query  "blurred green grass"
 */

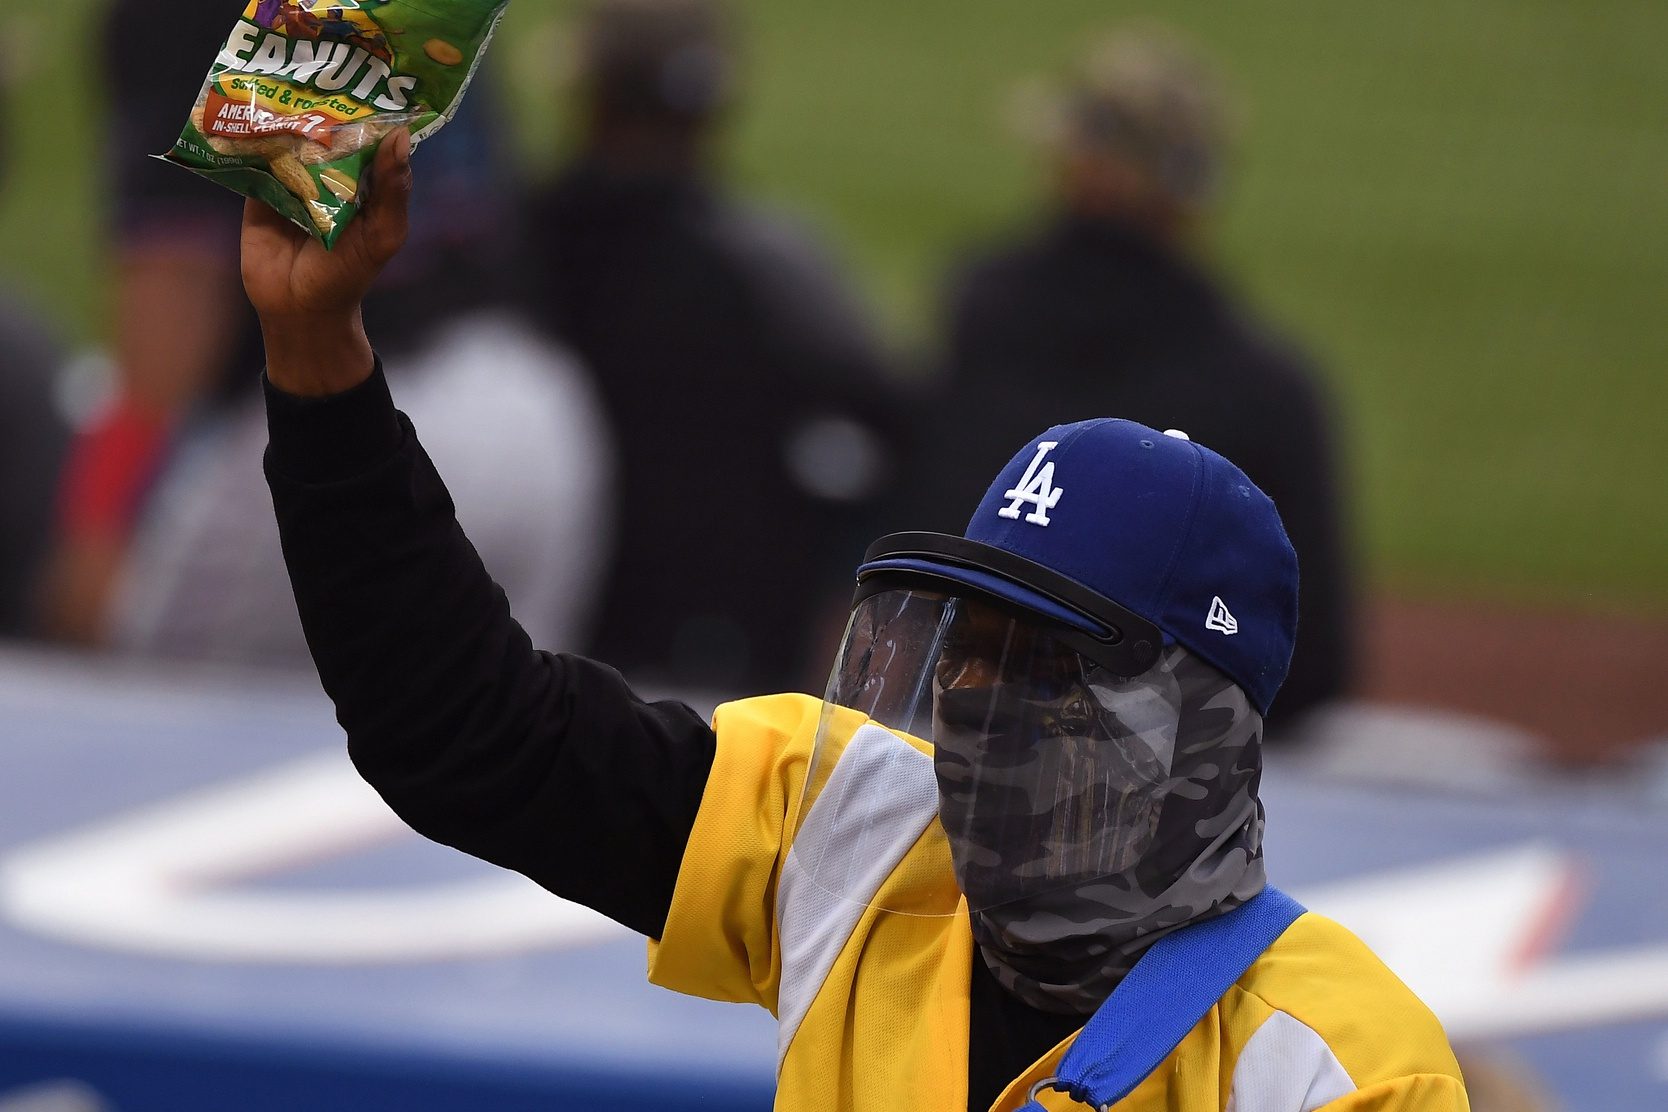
xmin=2 ymin=0 xmax=1664 ymax=611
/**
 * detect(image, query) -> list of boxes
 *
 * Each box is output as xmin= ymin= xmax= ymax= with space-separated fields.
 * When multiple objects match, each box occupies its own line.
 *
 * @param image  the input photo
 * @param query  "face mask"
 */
xmin=800 ymin=589 xmax=1266 ymax=1014
xmin=933 ymin=670 xmax=1173 ymax=911
xmin=962 ymin=644 xmax=1267 ymax=1014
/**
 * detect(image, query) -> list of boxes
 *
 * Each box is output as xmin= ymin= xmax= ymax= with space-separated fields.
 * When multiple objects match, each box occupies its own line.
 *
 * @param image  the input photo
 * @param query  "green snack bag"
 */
xmin=164 ymin=0 xmax=509 ymax=248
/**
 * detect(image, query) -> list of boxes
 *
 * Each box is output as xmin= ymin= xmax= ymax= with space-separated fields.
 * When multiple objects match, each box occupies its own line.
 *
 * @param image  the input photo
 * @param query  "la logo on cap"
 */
xmin=999 ymin=441 xmax=1064 ymax=526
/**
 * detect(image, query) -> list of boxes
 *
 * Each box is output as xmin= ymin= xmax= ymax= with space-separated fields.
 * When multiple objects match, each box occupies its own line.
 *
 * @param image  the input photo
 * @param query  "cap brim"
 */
xmin=856 ymin=533 xmax=1169 ymax=679
xmin=857 ymin=557 xmax=1109 ymax=637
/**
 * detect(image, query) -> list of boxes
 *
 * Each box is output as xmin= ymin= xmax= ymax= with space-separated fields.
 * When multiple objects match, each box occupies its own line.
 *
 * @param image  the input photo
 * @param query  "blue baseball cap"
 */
xmin=858 ymin=418 xmax=1298 ymax=713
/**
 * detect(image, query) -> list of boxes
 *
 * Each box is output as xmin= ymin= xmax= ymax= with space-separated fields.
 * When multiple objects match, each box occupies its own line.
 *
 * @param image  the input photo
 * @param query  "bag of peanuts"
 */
xmin=164 ymin=0 xmax=508 ymax=248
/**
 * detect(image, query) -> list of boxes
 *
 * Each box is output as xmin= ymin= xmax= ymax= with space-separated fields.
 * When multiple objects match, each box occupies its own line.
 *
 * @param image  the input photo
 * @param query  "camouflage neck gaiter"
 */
xmin=957 ymin=646 xmax=1267 ymax=1016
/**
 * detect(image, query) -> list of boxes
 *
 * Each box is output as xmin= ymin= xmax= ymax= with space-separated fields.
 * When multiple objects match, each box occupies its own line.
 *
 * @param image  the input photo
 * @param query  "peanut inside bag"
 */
xmin=165 ymin=0 xmax=509 ymax=248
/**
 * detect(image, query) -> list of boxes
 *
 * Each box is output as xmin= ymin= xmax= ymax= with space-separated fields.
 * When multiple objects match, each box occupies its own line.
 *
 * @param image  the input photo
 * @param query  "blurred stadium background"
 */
xmin=5 ymin=0 xmax=1664 ymax=609
xmin=1 ymin=1 xmax=1666 ymax=1109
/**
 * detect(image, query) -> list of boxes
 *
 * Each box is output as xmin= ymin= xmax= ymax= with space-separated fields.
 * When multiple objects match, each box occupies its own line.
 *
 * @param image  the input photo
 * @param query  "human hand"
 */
xmin=242 ymin=128 xmax=413 ymax=396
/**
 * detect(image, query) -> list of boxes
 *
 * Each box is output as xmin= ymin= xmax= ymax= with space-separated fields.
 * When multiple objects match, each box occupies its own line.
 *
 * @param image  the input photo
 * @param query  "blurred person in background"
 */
xmin=40 ymin=0 xmax=612 ymax=668
xmin=905 ymin=27 xmax=1353 ymax=738
xmin=0 ymin=78 xmax=72 ymax=640
xmin=524 ymin=0 xmax=912 ymax=695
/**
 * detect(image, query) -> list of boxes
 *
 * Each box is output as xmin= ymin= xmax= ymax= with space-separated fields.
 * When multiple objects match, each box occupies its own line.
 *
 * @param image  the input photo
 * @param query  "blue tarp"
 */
xmin=1 ymin=648 xmax=1664 ymax=1111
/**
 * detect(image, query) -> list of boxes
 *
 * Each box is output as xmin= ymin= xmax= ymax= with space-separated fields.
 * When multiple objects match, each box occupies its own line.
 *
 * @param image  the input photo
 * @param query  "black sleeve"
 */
xmin=262 ymin=360 xmax=717 ymax=938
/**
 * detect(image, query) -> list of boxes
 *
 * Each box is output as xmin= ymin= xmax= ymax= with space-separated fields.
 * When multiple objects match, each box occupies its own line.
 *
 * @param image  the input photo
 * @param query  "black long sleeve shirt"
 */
xmin=262 ymin=363 xmax=1079 ymax=1110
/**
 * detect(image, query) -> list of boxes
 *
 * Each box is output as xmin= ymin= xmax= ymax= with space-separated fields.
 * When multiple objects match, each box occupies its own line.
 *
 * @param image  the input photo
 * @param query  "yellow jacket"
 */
xmin=649 ymin=694 xmax=1469 ymax=1112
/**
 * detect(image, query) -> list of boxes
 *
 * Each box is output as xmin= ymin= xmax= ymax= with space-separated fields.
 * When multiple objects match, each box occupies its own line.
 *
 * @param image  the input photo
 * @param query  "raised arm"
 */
xmin=247 ymin=134 xmax=715 ymax=938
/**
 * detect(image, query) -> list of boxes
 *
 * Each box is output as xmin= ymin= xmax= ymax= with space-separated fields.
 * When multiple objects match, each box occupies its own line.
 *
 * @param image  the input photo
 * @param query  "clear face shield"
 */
xmin=792 ymin=578 xmax=1188 ymax=917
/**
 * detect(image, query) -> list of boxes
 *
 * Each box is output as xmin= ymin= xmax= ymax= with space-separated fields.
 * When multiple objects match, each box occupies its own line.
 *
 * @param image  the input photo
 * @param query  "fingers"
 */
xmin=242 ymin=194 xmax=304 ymax=245
xmin=240 ymin=195 xmax=308 ymax=303
xmin=349 ymin=128 xmax=413 ymax=270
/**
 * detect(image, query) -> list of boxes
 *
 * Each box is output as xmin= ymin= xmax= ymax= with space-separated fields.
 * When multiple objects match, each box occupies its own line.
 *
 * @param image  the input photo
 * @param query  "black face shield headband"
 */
xmin=854 ymin=532 xmax=1163 ymax=681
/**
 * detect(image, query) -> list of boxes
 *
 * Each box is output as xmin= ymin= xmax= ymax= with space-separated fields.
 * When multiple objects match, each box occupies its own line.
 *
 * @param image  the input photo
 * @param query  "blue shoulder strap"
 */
xmin=1018 ymin=886 xmax=1305 ymax=1112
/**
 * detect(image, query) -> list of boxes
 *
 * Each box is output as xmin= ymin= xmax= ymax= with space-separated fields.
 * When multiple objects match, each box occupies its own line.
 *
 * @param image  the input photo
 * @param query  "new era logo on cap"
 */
xmin=1206 ymin=596 xmax=1238 ymax=635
